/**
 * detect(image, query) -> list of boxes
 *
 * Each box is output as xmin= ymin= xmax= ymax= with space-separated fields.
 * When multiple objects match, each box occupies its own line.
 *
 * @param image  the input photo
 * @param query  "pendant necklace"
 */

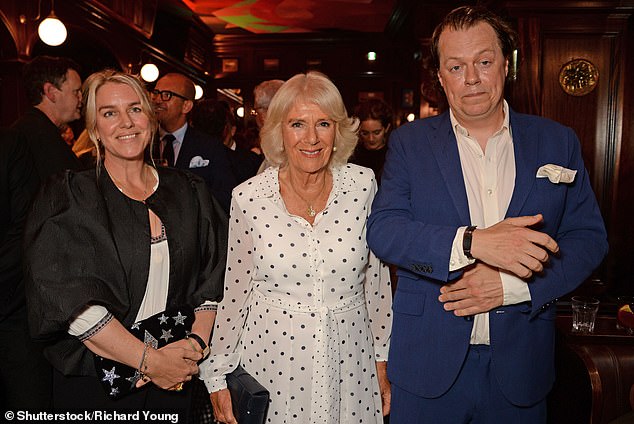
xmin=288 ymin=175 xmax=326 ymax=218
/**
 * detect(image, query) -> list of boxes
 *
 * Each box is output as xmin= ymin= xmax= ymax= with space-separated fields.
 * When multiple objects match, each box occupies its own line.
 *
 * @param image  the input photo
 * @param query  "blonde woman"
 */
xmin=202 ymin=72 xmax=392 ymax=423
xmin=24 ymin=70 xmax=227 ymax=414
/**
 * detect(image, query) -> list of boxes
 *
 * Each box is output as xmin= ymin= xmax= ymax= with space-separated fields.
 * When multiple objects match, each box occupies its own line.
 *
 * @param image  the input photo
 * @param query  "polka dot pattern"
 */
xmin=201 ymin=164 xmax=392 ymax=423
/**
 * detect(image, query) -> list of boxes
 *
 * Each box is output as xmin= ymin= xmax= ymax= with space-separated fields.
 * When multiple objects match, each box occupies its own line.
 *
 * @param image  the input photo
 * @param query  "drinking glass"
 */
xmin=571 ymin=296 xmax=600 ymax=334
xmin=616 ymin=296 xmax=634 ymax=335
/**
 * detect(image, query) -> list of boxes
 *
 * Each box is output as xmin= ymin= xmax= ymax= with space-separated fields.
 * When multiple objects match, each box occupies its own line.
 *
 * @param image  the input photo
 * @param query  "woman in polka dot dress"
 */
xmin=201 ymin=72 xmax=393 ymax=423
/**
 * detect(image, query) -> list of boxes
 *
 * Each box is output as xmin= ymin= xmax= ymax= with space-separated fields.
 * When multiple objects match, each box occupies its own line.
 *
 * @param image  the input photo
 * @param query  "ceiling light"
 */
xmin=406 ymin=113 xmax=416 ymax=122
xmin=140 ymin=64 xmax=159 ymax=82
xmin=38 ymin=1 xmax=66 ymax=47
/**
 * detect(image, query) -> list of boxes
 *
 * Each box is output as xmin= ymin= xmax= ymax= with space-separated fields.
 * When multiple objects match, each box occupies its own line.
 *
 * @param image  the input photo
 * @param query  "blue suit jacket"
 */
xmin=367 ymin=109 xmax=607 ymax=406
xmin=174 ymin=126 xmax=237 ymax=213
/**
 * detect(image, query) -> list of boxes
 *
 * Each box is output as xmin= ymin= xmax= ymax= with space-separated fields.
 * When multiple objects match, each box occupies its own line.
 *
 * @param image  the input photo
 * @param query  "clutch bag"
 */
xmin=93 ymin=305 xmax=194 ymax=399
xmin=226 ymin=365 xmax=269 ymax=424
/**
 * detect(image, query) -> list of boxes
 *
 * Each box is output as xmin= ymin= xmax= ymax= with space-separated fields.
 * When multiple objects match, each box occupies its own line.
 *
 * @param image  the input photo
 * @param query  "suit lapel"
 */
xmin=506 ymin=112 xmax=538 ymax=217
xmin=429 ymin=114 xmax=471 ymax=225
xmin=174 ymin=128 xmax=193 ymax=168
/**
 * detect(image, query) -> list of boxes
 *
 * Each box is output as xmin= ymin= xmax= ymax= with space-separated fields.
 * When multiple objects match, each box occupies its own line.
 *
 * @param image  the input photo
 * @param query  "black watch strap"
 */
xmin=463 ymin=226 xmax=477 ymax=260
xmin=187 ymin=333 xmax=210 ymax=359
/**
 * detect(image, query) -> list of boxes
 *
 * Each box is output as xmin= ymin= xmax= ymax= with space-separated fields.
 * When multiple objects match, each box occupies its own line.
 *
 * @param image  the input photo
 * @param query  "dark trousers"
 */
xmin=0 ymin=306 xmax=52 ymax=410
xmin=390 ymin=345 xmax=547 ymax=424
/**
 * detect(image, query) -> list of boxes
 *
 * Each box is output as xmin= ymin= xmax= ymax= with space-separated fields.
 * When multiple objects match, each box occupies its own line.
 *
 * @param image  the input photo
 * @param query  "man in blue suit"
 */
xmin=367 ymin=6 xmax=608 ymax=423
xmin=152 ymin=73 xmax=236 ymax=212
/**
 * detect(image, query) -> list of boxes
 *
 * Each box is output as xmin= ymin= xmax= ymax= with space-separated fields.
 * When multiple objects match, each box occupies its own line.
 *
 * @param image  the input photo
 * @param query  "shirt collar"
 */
xmin=449 ymin=100 xmax=510 ymax=137
xmin=161 ymin=123 xmax=188 ymax=144
xmin=250 ymin=164 xmax=358 ymax=200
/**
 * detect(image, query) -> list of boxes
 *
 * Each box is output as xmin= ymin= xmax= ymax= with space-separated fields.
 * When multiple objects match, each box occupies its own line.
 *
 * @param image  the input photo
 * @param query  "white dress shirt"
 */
xmin=448 ymin=101 xmax=531 ymax=345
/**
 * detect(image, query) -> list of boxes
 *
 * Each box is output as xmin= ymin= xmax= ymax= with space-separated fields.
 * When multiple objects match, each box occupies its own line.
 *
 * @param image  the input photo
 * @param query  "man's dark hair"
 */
xmin=430 ymin=6 xmax=518 ymax=72
xmin=23 ymin=55 xmax=81 ymax=106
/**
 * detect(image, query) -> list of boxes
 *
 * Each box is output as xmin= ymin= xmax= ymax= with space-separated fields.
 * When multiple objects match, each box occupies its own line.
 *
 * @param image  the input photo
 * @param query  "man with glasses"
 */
xmin=152 ymin=72 xmax=236 ymax=212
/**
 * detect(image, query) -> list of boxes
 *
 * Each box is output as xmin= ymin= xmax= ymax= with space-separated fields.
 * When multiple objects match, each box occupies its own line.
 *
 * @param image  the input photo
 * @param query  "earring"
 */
xmin=332 ymin=145 xmax=337 ymax=152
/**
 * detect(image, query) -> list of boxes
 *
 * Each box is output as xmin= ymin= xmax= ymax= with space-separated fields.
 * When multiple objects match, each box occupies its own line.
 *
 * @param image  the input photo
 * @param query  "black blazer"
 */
xmin=173 ymin=126 xmax=237 ymax=212
xmin=2 ymin=109 xmax=80 ymax=321
xmin=0 ymin=129 xmax=39 ymax=321
xmin=11 ymin=108 xmax=80 ymax=187
xmin=24 ymin=166 xmax=228 ymax=375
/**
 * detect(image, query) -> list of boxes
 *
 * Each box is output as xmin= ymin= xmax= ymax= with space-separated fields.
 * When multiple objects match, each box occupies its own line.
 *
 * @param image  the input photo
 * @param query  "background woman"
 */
xmin=201 ymin=72 xmax=392 ymax=423
xmin=24 ymin=70 xmax=227 ymax=415
xmin=349 ymin=98 xmax=393 ymax=185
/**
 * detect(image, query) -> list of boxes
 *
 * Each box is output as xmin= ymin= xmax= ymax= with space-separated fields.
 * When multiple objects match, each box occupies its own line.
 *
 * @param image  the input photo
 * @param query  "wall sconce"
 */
xmin=194 ymin=85 xmax=204 ymax=100
xmin=367 ymin=51 xmax=377 ymax=62
xmin=37 ymin=0 xmax=67 ymax=46
xmin=510 ymin=49 xmax=519 ymax=81
xmin=140 ymin=63 xmax=159 ymax=82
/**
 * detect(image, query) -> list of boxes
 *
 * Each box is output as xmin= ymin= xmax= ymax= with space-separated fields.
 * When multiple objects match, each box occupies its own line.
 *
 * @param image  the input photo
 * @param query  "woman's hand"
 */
xmin=211 ymin=389 xmax=237 ymax=424
xmin=376 ymin=361 xmax=391 ymax=416
xmin=142 ymin=345 xmax=202 ymax=390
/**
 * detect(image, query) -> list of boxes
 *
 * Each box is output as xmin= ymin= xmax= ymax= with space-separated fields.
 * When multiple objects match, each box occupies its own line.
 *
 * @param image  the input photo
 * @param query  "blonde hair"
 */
xmin=260 ymin=72 xmax=358 ymax=167
xmin=82 ymin=69 xmax=157 ymax=167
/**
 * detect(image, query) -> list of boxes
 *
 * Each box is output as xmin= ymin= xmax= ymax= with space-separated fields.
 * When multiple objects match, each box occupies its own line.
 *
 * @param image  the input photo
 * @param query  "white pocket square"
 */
xmin=536 ymin=164 xmax=577 ymax=184
xmin=189 ymin=156 xmax=209 ymax=168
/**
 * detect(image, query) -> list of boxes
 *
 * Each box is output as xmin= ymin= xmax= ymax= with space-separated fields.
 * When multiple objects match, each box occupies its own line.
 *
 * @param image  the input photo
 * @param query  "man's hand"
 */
xmin=376 ymin=361 xmax=391 ymax=416
xmin=471 ymin=214 xmax=558 ymax=279
xmin=439 ymin=262 xmax=504 ymax=316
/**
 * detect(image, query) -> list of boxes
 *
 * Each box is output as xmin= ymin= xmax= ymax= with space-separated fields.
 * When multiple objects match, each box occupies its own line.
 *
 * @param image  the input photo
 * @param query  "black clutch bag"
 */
xmin=226 ymin=365 xmax=269 ymax=424
xmin=93 ymin=305 xmax=195 ymax=399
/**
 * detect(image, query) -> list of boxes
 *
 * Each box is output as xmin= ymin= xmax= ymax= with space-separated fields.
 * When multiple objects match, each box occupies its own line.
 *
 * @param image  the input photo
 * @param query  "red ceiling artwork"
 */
xmin=183 ymin=0 xmax=396 ymax=34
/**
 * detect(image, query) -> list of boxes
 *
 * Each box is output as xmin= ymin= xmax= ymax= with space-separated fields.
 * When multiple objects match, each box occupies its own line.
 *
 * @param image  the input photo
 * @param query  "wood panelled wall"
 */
xmin=210 ymin=33 xmax=422 ymax=126
xmin=1 ymin=0 xmax=633 ymax=295
xmin=505 ymin=2 xmax=633 ymax=295
xmin=211 ymin=2 xmax=634 ymax=295
xmin=0 ymin=0 xmax=214 ymax=127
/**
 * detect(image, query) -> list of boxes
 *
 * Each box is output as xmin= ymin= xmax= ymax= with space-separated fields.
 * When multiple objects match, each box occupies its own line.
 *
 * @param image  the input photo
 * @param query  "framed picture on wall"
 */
xmin=402 ymin=89 xmax=414 ymax=108
xmin=263 ymin=58 xmax=280 ymax=71
xmin=358 ymin=91 xmax=384 ymax=102
xmin=222 ymin=58 xmax=239 ymax=73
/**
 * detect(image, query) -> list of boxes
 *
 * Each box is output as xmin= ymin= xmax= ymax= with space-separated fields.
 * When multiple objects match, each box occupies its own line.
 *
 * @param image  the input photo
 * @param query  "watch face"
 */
xmin=559 ymin=59 xmax=599 ymax=96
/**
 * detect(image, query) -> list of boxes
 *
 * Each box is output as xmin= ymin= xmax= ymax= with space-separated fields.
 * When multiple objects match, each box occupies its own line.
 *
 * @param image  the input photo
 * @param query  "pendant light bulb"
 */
xmin=38 ymin=12 xmax=67 ymax=46
xmin=140 ymin=63 xmax=160 ymax=82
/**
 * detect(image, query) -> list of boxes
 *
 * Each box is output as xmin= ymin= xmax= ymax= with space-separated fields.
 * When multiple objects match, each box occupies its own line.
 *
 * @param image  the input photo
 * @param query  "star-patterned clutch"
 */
xmin=94 ymin=305 xmax=195 ymax=399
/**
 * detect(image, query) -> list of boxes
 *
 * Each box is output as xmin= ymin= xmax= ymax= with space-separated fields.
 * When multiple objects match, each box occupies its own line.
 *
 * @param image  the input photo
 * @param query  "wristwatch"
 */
xmin=186 ymin=333 xmax=210 ymax=359
xmin=463 ymin=226 xmax=477 ymax=260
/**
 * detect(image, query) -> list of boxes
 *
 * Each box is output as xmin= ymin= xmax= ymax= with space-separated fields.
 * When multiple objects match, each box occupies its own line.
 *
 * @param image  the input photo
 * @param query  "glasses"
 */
xmin=150 ymin=89 xmax=190 ymax=102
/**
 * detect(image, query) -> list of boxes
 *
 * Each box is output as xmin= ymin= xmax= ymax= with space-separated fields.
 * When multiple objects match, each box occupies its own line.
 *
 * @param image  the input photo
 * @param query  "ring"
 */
xmin=174 ymin=382 xmax=184 ymax=392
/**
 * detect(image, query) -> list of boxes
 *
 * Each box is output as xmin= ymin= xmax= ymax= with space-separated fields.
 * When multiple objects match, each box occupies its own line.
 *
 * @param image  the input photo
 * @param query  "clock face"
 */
xmin=559 ymin=59 xmax=599 ymax=96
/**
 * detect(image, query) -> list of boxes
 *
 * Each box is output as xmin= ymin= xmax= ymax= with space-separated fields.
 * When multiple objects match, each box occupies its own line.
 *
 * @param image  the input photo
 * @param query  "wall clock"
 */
xmin=559 ymin=59 xmax=599 ymax=96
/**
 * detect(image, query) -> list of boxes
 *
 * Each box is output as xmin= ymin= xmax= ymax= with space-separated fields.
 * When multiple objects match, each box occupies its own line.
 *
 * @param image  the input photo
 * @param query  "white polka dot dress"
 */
xmin=200 ymin=164 xmax=392 ymax=423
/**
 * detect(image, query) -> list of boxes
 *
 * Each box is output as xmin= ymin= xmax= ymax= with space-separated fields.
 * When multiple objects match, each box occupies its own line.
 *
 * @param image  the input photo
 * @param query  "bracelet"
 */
xmin=141 ymin=344 xmax=153 ymax=377
xmin=463 ymin=226 xmax=477 ymax=260
xmin=138 ymin=343 xmax=150 ymax=378
xmin=186 ymin=333 xmax=210 ymax=359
